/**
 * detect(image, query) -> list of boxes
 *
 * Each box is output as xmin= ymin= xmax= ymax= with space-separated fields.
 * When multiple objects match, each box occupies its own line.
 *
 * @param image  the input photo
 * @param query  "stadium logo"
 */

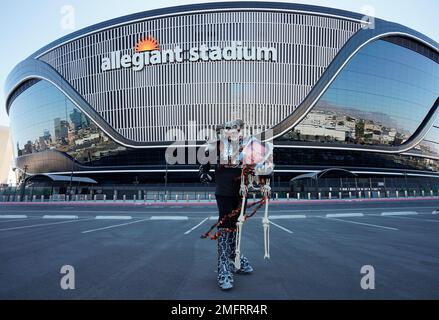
xmin=135 ymin=35 xmax=160 ymax=52
xmin=101 ymin=35 xmax=277 ymax=72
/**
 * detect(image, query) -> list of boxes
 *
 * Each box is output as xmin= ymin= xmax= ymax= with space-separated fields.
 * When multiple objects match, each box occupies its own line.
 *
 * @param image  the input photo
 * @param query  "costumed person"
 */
xmin=199 ymin=119 xmax=274 ymax=291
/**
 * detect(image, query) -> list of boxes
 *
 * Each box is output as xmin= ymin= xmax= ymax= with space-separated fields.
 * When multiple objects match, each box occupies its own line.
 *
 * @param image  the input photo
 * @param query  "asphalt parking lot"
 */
xmin=0 ymin=199 xmax=439 ymax=299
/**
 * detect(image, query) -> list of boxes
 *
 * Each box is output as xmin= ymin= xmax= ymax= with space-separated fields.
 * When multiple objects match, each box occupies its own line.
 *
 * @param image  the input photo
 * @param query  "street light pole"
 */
xmin=164 ymin=156 xmax=168 ymax=200
xmin=69 ymin=156 xmax=76 ymax=196
xmin=20 ymin=165 xmax=28 ymax=202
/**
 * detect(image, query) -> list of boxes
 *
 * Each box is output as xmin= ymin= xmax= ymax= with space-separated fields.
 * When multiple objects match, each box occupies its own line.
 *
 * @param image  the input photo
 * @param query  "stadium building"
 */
xmin=5 ymin=2 xmax=439 ymax=193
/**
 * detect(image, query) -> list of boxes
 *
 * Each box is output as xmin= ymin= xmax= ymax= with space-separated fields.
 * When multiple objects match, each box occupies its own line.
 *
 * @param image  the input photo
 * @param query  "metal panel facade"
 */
xmin=39 ymin=11 xmax=361 ymax=143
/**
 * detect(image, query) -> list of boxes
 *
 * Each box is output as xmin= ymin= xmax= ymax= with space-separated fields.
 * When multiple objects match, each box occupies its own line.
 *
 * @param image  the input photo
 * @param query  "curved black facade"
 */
xmin=5 ymin=2 xmax=439 ymax=184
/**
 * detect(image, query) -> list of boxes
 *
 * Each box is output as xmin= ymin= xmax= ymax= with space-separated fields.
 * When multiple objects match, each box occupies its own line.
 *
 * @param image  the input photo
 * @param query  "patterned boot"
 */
xmin=217 ymin=229 xmax=234 ymax=290
xmin=228 ymin=230 xmax=254 ymax=274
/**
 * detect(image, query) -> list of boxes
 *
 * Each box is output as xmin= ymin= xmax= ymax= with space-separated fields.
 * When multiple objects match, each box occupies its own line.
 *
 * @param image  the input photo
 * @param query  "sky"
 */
xmin=0 ymin=0 xmax=438 ymax=127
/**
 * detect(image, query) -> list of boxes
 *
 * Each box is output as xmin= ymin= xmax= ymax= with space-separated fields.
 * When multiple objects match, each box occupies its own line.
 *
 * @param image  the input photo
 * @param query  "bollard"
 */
xmin=358 ymin=191 xmax=362 ymax=199
xmin=175 ymin=194 xmax=179 ymax=202
xmin=377 ymin=191 xmax=381 ymax=198
xmin=253 ymin=193 xmax=256 ymax=201
xmin=33 ymin=195 xmax=36 ymax=202
xmin=431 ymin=190 xmax=434 ymax=197
xmin=387 ymin=191 xmax=390 ymax=198
xmin=123 ymin=195 xmax=126 ymax=202
xmin=297 ymin=193 xmax=300 ymax=201
xmin=208 ymin=194 xmax=212 ymax=202
xmin=24 ymin=195 xmax=28 ymax=202
xmin=94 ymin=195 xmax=97 ymax=202
xmin=17 ymin=195 xmax=21 ymax=202
xmin=164 ymin=194 xmax=168 ymax=202
xmin=339 ymin=192 xmax=342 ymax=199
xmin=328 ymin=192 xmax=332 ymax=200
xmin=41 ymin=195 xmax=44 ymax=202
xmin=308 ymin=193 xmax=311 ymax=200
xmin=368 ymin=191 xmax=371 ymax=199
xmin=275 ymin=193 xmax=279 ymax=201
xmin=154 ymin=194 xmax=157 ymax=202
xmin=104 ymin=194 xmax=107 ymax=202
xmin=318 ymin=192 xmax=321 ymax=200
xmin=144 ymin=195 xmax=147 ymax=203
xmin=413 ymin=190 xmax=417 ymax=198
xmin=396 ymin=191 xmax=399 ymax=198
xmin=349 ymin=191 xmax=352 ymax=199
xmin=197 ymin=194 xmax=201 ymax=202
xmin=404 ymin=190 xmax=408 ymax=198
xmin=186 ymin=194 xmax=189 ymax=202
xmin=286 ymin=193 xmax=290 ymax=201
xmin=422 ymin=190 xmax=425 ymax=197
xmin=133 ymin=195 xmax=137 ymax=202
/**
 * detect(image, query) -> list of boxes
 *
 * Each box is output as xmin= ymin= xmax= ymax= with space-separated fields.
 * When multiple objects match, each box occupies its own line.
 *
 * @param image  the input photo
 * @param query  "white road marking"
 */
xmin=0 ymin=215 xmax=27 ymax=219
xmin=0 ymin=218 xmax=92 ymax=232
xmin=433 ymin=210 xmax=439 ymax=214
xmin=381 ymin=212 xmax=418 ymax=216
xmin=184 ymin=217 xmax=209 ymax=235
xmin=385 ymin=215 xmax=439 ymax=223
xmin=95 ymin=216 xmax=132 ymax=220
xmin=269 ymin=221 xmax=294 ymax=234
xmin=326 ymin=213 xmax=364 ymax=218
xmin=0 ymin=210 xmax=215 ymax=215
xmin=324 ymin=217 xmax=398 ymax=231
xmin=43 ymin=215 xmax=78 ymax=219
xmin=270 ymin=215 xmax=307 ymax=220
xmin=209 ymin=216 xmax=218 ymax=221
xmin=150 ymin=216 xmax=188 ymax=221
xmin=248 ymin=206 xmax=439 ymax=213
xmin=81 ymin=218 xmax=150 ymax=234
xmin=0 ymin=217 xmax=44 ymax=224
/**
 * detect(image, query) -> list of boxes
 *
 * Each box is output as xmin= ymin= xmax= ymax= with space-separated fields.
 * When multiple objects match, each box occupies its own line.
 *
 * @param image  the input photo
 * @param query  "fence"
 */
xmin=1 ymin=185 xmax=438 ymax=203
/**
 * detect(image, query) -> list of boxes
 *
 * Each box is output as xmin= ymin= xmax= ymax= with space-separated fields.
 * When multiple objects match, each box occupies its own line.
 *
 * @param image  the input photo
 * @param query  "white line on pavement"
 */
xmin=385 ymin=215 xmax=439 ymax=223
xmin=0 ymin=218 xmax=93 ymax=232
xmin=42 ymin=215 xmax=78 ymax=219
xmin=0 ymin=215 xmax=27 ymax=219
xmin=270 ymin=215 xmax=307 ymax=220
xmin=324 ymin=217 xmax=398 ymax=231
xmin=326 ymin=213 xmax=364 ymax=218
xmin=0 ymin=217 xmax=44 ymax=224
xmin=209 ymin=216 xmax=218 ymax=221
xmin=433 ymin=211 xmax=439 ymax=214
xmin=253 ymin=206 xmax=438 ymax=213
xmin=269 ymin=221 xmax=294 ymax=234
xmin=381 ymin=212 xmax=418 ymax=216
xmin=184 ymin=217 xmax=209 ymax=235
xmin=150 ymin=216 xmax=188 ymax=221
xmin=81 ymin=218 xmax=150 ymax=234
xmin=95 ymin=216 xmax=132 ymax=220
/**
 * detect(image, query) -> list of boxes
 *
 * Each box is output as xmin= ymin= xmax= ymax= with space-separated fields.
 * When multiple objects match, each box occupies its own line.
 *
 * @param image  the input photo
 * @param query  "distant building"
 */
xmin=0 ymin=126 xmax=13 ymax=185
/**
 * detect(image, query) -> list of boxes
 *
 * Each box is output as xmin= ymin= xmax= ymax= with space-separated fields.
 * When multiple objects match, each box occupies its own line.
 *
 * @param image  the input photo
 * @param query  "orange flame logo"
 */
xmin=135 ymin=35 xmax=160 ymax=52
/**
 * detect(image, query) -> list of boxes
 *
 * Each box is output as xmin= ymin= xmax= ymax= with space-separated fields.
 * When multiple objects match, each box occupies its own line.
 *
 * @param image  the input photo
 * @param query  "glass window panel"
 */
xmin=9 ymin=80 xmax=127 ymax=165
xmin=280 ymin=39 xmax=439 ymax=147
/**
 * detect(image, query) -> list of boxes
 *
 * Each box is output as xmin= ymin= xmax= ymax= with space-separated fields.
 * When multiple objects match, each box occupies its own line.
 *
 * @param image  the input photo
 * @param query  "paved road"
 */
xmin=0 ymin=199 xmax=439 ymax=299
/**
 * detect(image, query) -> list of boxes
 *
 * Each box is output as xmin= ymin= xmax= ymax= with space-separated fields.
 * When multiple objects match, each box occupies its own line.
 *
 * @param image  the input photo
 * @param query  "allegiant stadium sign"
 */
xmin=101 ymin=36 xmax=277 ymax=72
